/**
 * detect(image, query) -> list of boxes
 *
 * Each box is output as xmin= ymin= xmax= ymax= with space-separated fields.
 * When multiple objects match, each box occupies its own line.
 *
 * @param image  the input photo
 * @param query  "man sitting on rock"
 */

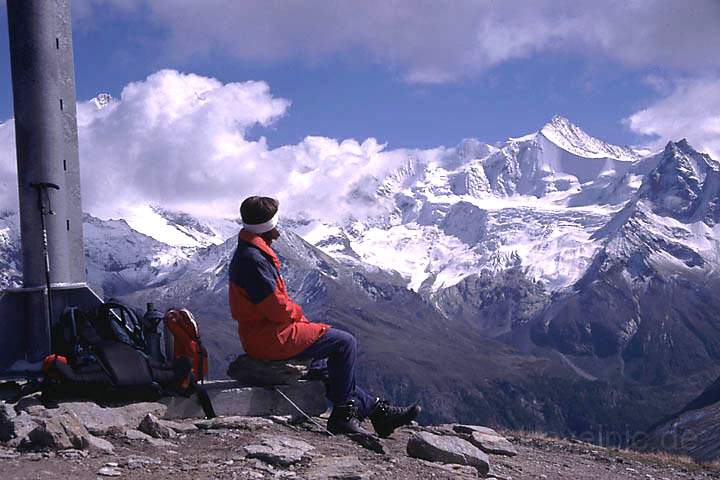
xmin=229 ymin=195 xmax=420 ymax=437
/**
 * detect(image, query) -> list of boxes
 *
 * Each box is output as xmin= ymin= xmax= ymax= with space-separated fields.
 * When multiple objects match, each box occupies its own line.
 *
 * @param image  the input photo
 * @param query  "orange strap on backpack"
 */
xmin=42 ymin=354 xmax=68 ymax=380
xmin=164 ymin=308 xmax=209 ymax=386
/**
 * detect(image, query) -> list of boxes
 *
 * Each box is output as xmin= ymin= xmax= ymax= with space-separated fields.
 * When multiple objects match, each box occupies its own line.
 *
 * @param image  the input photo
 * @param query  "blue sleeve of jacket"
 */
xmin=230 ymin=251 xmax=278 ymax=305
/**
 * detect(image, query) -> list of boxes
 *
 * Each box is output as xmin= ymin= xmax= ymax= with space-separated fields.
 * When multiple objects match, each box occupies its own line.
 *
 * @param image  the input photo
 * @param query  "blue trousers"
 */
xmin=291 ymin=328 xmax=376 ymax=419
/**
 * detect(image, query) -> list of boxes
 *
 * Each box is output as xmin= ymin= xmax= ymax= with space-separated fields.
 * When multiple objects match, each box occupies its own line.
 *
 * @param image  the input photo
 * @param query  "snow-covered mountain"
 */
xmin=0 ymin=206 xmax=236 ymax=297
xmin=0 ymin=211 xmax=21 ymax=288
xmin=526 ymin=138 xmax=720 ymax=384
xmin=4 ymin=116 xmax=716 ymax=334
xmin=296 ymin=116 xmax=650 ymax=292
xmin=5 ymin=115 xmax=711 ymax=324
xmin=2 ymin=116 xmax=720 ymax=441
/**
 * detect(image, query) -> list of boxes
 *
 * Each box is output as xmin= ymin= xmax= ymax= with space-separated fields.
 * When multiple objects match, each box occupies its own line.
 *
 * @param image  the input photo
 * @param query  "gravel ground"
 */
xmin=2 ymin=420 xmax=720 ymax=479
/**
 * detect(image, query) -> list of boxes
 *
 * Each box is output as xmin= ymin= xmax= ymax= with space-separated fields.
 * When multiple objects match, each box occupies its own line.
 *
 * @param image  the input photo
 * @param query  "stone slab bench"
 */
xmin=161 ymin=380 xmax=327 ymax=420
xmin=226 ymin=355 xmax=315 ymax=386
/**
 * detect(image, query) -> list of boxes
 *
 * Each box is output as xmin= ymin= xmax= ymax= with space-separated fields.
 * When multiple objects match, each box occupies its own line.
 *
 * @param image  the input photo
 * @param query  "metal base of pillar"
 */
xmin=0 ymin=283 xmax=103 ymax=377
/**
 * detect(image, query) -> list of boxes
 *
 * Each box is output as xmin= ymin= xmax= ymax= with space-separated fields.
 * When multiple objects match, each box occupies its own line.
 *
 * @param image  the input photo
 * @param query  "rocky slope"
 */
xmin=2 ymin=397 xmax=719 ymax=480
xmin=636 ymin=371 xmax=720 ymax=463
xmin=528 ymin=140 xmax=720 ymax=385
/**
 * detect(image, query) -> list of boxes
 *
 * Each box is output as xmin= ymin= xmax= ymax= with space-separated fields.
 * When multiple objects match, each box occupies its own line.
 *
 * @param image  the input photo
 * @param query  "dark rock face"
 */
xmin=432 ymin=268 xmax=548 ymax=337
xmin=636 ymin=370 xmax=720 ymax=463
xmin=529 ymin=226 xmax=720 ymax=386
xmin=524 ymin=141 xmax=720 ymax=388
xmin=440 ymin=201 xmax=488 ymax=245
xmin=638 ymin=400 xmax=720 ymax=463
xmin=641 ymin=140 xmax=720 ymax=224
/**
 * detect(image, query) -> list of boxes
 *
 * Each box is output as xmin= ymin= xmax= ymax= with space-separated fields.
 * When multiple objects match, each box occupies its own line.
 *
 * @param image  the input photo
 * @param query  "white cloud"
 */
xmin=0 ymin=70 xmax=415 ymax=221
xmin=75 ymin=70 xmax=290 ymax=218
xmin=73 ymin=0 xmax=720 ymax=83
xmin=625 ymin=78 xmax=720 ymax=160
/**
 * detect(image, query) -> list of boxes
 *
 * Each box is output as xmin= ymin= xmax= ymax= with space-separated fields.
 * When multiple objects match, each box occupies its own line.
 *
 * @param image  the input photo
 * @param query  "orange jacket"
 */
xmin=228 ymin=229 xmax=329 ymax=360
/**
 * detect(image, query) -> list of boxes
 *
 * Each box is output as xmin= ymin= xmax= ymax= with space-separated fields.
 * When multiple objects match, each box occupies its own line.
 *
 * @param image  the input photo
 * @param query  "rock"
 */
xmin=139 ymin=413 xmax=177 ymax=439
xmin=418 ymin=459 xmax=481 ymax=478
xmin=195 ymin=415 xmax=274 ymax=431
xmin=467 ymin=431 xmax=517 ymax=457
xmin=0 ymin=449 xmax=20 ymax=459
xmin=122 ymin=455 xmax=162 ymax=469
xmin=421 ymin=424 xmax=457 ymax=436
xmin=28 ymin=414 xmax=91 ymax=450
xmin=24 ymin=405 xmax=48 ymax=416
xmin=161 ymin=419 xmax=198 ymax=434
xmin=114 ymin=402 xmax=168 ymax=425
xmin=0 ymin=402 xmax=17 ymax=418
xmin=51 ymin=401 xmax=167 ymax=436
xmin=0 ymin=404 xmax=38 ymax=446
xmin=452 ymin=425 xmax=518 ymax=457
xmin=244 ymin=435 xmax=315 ymax=466
xmin=453 ymin=424 xmax=499 ymax=436
xmin=406 ymin=432 xmax=490 ymax=475
xmin=306 ymin=456 xmax=369 ymax=479
xmin=124 ymin=429 xmax=153 ymax=441
xmin=123 ymin=429 xmax=175 ymax=448
xmin=86 ymin=434 xmax=115 ymax=454
xmin=227 ymin=355 xmax=312 ymax=386
xmin=346 ymin=432 xmax=385 ymax=454
xmin=247 ymin=457 xmax=277 ymax=474
xmin=425 ymin=423 xmax=518 ymax=457
xmin=98 ymin=466 xmax=123 ymax=477
xmin=57 ymin=449 xmax=88 ymax=459
xmin=149 ymin=437 xmax=177 ymax=449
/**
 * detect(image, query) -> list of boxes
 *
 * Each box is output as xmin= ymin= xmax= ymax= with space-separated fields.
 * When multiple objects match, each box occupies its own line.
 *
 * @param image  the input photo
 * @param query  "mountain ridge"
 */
xmin=2 ymin=117 xmax=720 ymax=446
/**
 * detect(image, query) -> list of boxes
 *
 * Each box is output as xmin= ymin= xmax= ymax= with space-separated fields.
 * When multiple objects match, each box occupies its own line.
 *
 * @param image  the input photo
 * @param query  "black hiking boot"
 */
xmin=327 ymin=400 xmax=372 ymax=436
xmin=369 ymin=399 xmax=421 ymax=438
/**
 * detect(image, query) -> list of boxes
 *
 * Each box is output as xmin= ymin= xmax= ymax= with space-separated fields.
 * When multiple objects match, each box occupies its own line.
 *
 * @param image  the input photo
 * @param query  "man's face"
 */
xmin=263 ymin=228 xmax=280 ymax=245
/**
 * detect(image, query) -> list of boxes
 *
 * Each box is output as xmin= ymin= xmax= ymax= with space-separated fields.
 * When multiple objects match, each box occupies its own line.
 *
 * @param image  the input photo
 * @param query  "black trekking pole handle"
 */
xmin=30 ymin=182 xmax=60 ymax=214
xmin=30 ymin=182 xmax=60 ymax=190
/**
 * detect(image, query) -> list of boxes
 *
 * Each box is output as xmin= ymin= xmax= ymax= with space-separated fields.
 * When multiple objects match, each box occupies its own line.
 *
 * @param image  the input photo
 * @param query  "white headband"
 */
xmin=242 ymin=211 xmax=279 ymax=234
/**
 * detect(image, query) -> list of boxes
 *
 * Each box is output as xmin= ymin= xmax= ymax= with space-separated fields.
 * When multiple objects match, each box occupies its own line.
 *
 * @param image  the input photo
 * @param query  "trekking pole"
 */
xmin=30 ymin=182 xmax=60 ymax=352
xmin=273 ymin=386 xmax=334 ymax=437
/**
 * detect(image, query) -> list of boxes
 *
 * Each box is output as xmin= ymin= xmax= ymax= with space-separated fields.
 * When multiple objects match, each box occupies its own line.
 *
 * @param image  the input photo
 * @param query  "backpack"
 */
xmin=163 ymin=308 xmax=209 ymax=386
xmin=53 ymin=302 xmax=147 ymax=360
xmin=142 ymin=303 xmax=166 ymax=363
xmin=42 ymin=302 xmax=215 ymax=417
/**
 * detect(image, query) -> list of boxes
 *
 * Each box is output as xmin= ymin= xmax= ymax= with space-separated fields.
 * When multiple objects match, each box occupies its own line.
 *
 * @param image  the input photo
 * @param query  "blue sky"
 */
xmin=0 ymin=1 xmax=718 ymax=219
xmin=0 ymin=1 xmax=716 ymax=150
